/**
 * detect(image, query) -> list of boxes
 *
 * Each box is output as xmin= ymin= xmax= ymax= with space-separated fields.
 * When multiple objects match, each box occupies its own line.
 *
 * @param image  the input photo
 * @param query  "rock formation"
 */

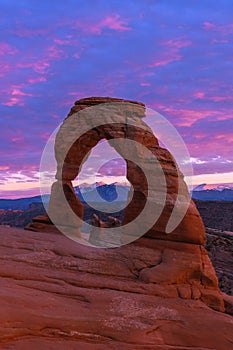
xmin=1 ymin=226 xmax=233 ymax=349
xmin=28 ymin=97 xmax=205 ymax=244
xmin=21 ymin=97 xmax=233 ymax=348
xmin=26 ymin=97 xmax=225 ymax=308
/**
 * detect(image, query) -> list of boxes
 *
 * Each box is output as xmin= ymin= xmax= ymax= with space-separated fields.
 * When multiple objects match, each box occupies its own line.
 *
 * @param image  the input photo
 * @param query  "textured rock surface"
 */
xmin=0 ymin=226 xmax=233 ymax=349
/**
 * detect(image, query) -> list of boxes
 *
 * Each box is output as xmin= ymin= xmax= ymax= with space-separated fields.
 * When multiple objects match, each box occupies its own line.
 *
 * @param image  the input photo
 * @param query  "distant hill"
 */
xmin=0 ymin=203 xmax=46 ymax=228
xmin=0 ymin=195 xmax=49 ymax=210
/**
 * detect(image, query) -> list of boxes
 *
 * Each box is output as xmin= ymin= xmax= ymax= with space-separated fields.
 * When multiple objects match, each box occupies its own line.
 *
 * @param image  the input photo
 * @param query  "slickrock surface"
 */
xmin=1 ymin=226 xmax=233 ymax=350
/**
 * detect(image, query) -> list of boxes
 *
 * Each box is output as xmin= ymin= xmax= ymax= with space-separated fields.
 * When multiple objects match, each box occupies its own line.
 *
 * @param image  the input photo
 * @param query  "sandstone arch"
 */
xmin=26 ymin=97 xmax=226 ymax=312
xmin=42 ymin=97 xmax=205 ymax=245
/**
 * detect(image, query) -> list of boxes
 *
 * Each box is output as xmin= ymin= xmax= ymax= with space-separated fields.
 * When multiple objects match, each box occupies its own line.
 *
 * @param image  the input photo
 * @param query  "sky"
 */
xmin=0 ymin=0 xmax=233 ymax=198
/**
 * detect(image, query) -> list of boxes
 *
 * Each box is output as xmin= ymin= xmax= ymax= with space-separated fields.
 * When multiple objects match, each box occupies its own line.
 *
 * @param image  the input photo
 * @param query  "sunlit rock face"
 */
xmin=26 ymin=97 xmax=228 ymax=317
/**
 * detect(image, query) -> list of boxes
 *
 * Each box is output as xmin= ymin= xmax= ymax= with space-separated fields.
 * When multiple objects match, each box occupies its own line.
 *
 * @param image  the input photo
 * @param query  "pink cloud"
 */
xmin=13 ymin=27 xmax=49 ymax=38
xmin=0 ymin=63 xmax=10 ymax=77
xmin=47 ymin=45 xmax=64 ymax=59
xmin=28 ymin=76 xmax=47 ymax=84
xmin=211 ymin=38 xmax=229 ymax=44
xmin=38 ymin=131 xmax=53 ymax=141
xmin=208 ymin=95 xmax=233 ymax=102
xmin=164 ymin=38 xmax=192 ymax=49
xmin=187 ymin=141 xmax=233 ymax=162
xmin=16 ymin=42 xmax=68 ymax=78
xmin=17 ymin=61 xmax=50 ymax=74
xmin=12 ymin=88 xmax=33 ymax=97
xmin=192 ymin=133 xmax=206 ymax=140
xmin=203 ymin=21 xmax=233 ymax=35
xmin=73 ymin=52 xmax=81 ymax=59
xmin=194 ymin=92 xmax=205 ymax=99
xmin=203 ymin=21 xmax=216 ymax=30
xmin=0 ymin=42 xmax=18 ymax=55
xmin=154 ymin=104 xmax=224 ymax=126
xmin=140 ymin=82 xmax=151 ymax=87
xmin=31 ymin=61 xmax=50 ymax=74
xmin=98 ymin=158 xmax=126 ymax=177
xmin=215 ymin=114 xmax=233 ymax=121
xmin=1 ymin=85 xmax=34 ymax=107
xmin=216 ymin=134 xmax=233 ymax=142
xmin=97 ymin=14 xmax=132 ymax=32
xmin=11 ymin=136 xmax=25 ymax=142
xmin=149 ymin=38 xmax=191 ymax=68
xmin=53 ymin=37 xmax=79 ymax=46
xmin=54 ymin=38 xmax=71 ymax=45
xmin=72 ymin=14 xmax=132 ymax=35
xmin=150 ymin=56 xmax=181 ymax=68
xmin=2 ymin=97 xmax=23 ymax=107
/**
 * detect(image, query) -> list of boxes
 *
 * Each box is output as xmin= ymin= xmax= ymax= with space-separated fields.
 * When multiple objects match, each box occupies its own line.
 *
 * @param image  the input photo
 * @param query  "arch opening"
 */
xmin=73 ymin=139 xmax=133 ymax=237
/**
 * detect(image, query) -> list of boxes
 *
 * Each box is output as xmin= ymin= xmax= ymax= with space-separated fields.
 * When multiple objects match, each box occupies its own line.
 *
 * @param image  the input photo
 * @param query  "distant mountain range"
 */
xmin=1 ymin=182 xmax=233 ymax=211
xmin=74 ymin=183 xmax=130 ymax=203
xmin=0 ymin=182 xmax=130 ymax=210
xmin=192 ymin=183 xmax=233 ymax=191
xmin=0 ymin=195 xmax=50 ymax=211
xmin=191 ymin=183 xmax=233 ymax=201
xmin=1 ymin=182 xmax=233 ymax=233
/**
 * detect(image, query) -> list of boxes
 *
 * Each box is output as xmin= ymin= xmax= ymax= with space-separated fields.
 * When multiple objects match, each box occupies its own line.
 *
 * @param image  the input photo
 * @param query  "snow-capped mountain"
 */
xmin=193 ymin=183 xmax=233 ymax=192
xmin=77 ymin=182 xmax=105 ymax=191
xmin=74 ymin=183 xmax=130 ymax=202
xmin=77 ymin=181 xmax=129 ymax=193
xmin=191 ymin=183 xmax=233 ymax=201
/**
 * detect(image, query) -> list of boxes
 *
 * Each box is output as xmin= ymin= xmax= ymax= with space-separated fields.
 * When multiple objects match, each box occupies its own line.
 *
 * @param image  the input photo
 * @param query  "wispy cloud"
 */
xmin=71 ymin=14 xmax=132 ymax=34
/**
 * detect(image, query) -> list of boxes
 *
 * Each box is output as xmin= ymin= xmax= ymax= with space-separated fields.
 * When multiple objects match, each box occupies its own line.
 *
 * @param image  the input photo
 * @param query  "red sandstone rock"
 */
xmin=22 ymin=97 xmax=233 ymax=348
xmin=1 ymin=226 xmax=233 ymax=349
xmin=28 ymin=97 xmax=206 ymax=246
